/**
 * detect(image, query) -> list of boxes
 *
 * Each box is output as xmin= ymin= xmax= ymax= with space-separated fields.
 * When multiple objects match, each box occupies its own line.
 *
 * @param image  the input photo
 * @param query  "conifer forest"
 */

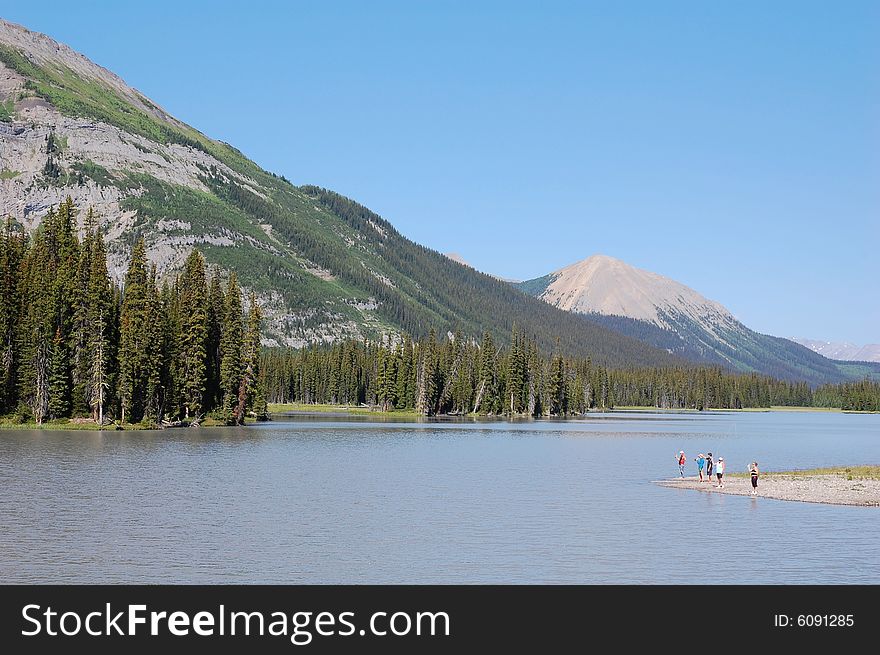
xmin=0 ymin=199 xmax=267 ymax=426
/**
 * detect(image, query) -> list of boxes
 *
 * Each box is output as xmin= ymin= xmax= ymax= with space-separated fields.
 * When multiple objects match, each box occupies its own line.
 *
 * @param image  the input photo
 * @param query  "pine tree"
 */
xmin=474 ymin=332 xmax=496 ymax=414
xmin=118 ymin=238 xmax=151 ymax=423
xmin=47 ymin=327 xmax=70 ymax=419
xmin=159 ymin=279 xmax=182 ymax=420
xmin=0 ymin=217 xmax=26 ymax=413
xmin=548 ymin=351 xmax=567 ymax=416
xmin=394 ymin=341 xmax=412 ymax=409
xmin=89 ymin=306 xmax=109 ymax=425
xmin=416 ymin=330 xmax=438 ymax=415
xmin=179 ymin=251 xmax=208 ymax=419
xmin=70 ymin=228 xmax=94 ymax=416
xmin=376 ymin=345 xmax=397 ymax=411
xmin=143 ymin=265 xmax=164 ymax=423
xmin=506 ymin=327 xmax=525 ymax=415
xmin=205 ymin=269 xmax=224 ymax=411
xmin=219 ymin=272 xmax=243 ymax=423
xmin=236 ymin=293 xmax=265 ymax=422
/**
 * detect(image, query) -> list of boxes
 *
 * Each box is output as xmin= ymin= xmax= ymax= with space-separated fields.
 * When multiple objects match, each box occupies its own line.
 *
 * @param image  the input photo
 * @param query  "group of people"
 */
xmin=676 ymin=451 xmax=760 ymax=495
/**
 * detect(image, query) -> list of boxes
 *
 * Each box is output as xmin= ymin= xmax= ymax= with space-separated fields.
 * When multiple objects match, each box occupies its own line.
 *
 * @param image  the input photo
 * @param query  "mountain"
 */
xmin=791 ymin=338 xmax=880 ymax=364
xmin=517 ymin=254 xmax=869 ymax=384
xmin=0 ymin=19 xmax=677 ymax=367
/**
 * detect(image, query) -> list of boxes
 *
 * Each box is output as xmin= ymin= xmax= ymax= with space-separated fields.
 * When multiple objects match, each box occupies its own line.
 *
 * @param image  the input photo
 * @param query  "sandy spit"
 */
xmin=656 ymin=474 xmax=880 ymax=507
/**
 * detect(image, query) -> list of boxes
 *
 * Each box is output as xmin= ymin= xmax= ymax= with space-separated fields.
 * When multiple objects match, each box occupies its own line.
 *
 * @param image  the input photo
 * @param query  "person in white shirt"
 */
xmin=715 ymin=457 xmax=725 ymax=487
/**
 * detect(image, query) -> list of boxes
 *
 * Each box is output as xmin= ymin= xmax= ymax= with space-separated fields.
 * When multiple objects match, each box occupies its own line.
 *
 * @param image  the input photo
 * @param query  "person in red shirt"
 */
xmin=676 ymin=451 xmax=686 ymax=478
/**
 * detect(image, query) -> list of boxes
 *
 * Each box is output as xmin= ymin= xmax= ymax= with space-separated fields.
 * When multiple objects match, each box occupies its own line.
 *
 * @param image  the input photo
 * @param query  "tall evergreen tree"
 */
xmin=143 ymin=265 xmax=164 ymax=422
xmin=47 ymin=327 xmax=70 ymax=419
xmin=236 ymin=293 xmax=266 ymax=422
xmin=118 ymin=238 xmax=152 ymax=423
xmin=220 ymin=272 xmax=243 ymax=423
xmin=0 ymin=217 xmax=26 ymax=413
xmin=159 ymin=280 xmax=181 ymax=420
xmin=85 ymin=230 xmax=114 ymax=423
xmin=205 ymin=269 xmax=224 ymax=411
xmin=179 ymin=251 xmax=208 ymax=419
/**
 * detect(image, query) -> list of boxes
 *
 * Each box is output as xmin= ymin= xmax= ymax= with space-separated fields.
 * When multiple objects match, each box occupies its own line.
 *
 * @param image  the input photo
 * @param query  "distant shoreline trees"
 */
xmin=0 ymin=199 xmax=267 ymax=426
xmin=261 ymin=330 xmax=880 ymax=415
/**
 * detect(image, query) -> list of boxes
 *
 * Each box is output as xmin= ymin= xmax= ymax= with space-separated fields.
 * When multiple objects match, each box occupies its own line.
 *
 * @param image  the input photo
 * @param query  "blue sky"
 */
xmin=5 ymin=1 xmax=878 ymax=343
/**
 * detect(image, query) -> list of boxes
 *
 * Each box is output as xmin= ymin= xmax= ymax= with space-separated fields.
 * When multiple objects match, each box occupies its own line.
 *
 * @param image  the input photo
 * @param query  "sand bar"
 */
xmin=657 ymin=472 xmax=880 ymax=507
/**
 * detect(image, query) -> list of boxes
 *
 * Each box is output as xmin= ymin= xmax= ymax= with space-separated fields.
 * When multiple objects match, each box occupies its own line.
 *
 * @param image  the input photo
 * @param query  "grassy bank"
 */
xmin=731 ymin=465 xmax=880 ymax=480
xmin=269 ymin=403 xmax=422 ymax=418
xmin=0 ymin=418 xmax=108 ymax=430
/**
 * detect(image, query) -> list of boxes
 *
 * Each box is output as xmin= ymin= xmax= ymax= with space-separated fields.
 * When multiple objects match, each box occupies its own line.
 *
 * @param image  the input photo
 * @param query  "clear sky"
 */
xmin=5 ymin=1 xmax=878 ymax=343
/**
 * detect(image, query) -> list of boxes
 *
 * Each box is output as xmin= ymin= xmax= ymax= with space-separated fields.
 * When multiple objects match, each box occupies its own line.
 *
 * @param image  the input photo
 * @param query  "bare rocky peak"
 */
xmin=541 ymin=254 xmax=737 ymax=331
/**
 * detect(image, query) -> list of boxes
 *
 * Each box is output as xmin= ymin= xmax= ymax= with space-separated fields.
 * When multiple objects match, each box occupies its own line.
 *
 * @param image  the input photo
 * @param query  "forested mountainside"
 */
xmin=0 ymin=18 xmax=676 ymax=368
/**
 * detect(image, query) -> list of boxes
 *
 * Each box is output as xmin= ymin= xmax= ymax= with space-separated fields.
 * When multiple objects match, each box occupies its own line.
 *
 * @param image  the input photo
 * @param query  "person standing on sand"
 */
xmin=677 ymin=451 xmax=687 ymax=477
xmin=715 ymin=457 xmax=725 ymax=487
xmin=749 ymin=462 xmax=759 ymax=495
xmin=705 ymin=453 xmax=714 ymax=481
xmin=694 ymin=453 xmax=705 ymax=482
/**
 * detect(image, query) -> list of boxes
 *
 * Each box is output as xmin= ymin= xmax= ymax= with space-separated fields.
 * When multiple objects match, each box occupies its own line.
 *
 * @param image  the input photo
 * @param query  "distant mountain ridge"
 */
xmin=792 ymin=338 xmax=880 ymax=364
xmin=517 ymin=255 xmax=873 ymax=384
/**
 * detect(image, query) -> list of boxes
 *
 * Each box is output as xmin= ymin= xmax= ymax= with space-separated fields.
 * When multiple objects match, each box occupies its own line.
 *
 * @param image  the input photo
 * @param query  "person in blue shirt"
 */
xmin=694 ymin=453 xmax=706 ymax=482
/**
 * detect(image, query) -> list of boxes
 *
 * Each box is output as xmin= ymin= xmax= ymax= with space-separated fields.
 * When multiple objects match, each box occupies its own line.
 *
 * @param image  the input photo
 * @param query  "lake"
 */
xmin=1 ymin=410 xmax=878 ymax=584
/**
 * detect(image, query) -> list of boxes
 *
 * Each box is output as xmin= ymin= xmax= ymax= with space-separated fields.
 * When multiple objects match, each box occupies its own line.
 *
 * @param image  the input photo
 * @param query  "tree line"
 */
xmin=260 ymin=329 xmax=880 ymax=415
xmin=0 ymin=199 xmax=267 ymax=426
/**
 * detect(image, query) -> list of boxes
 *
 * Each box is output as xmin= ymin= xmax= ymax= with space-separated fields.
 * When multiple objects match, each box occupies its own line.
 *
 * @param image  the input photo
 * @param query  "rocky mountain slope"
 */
xmin=0 ymin=18 xmax=678 ymax=367
xmin=517 ymin=255 xmax=871 ymax=384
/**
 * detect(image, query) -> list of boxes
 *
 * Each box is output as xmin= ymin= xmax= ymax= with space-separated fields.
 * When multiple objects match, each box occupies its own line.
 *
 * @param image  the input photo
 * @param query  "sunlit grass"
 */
xmin=269 ymin=402 xmax=421 ymax=417
xmin=732 ymin=466 xmax=880 ymax=481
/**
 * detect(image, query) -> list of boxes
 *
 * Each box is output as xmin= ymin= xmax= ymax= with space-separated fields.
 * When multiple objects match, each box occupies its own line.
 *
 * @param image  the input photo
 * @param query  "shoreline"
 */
xmin=657 ymin=468 xmax=880 ymax=507
xmin=272 ymin=403 xmax=879 ymax=417
xmin=0 ymin=417 xmax=259 ymax=431
xmin=617 ymin=405 xmax=877 ymax=414
xmin=4 ymin=402 xmax=878 ymax=430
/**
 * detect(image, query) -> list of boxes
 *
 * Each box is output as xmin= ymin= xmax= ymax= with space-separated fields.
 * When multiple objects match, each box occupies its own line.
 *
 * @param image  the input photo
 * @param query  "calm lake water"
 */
xmin=1 ymin=411 xmax=878 ymax=584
